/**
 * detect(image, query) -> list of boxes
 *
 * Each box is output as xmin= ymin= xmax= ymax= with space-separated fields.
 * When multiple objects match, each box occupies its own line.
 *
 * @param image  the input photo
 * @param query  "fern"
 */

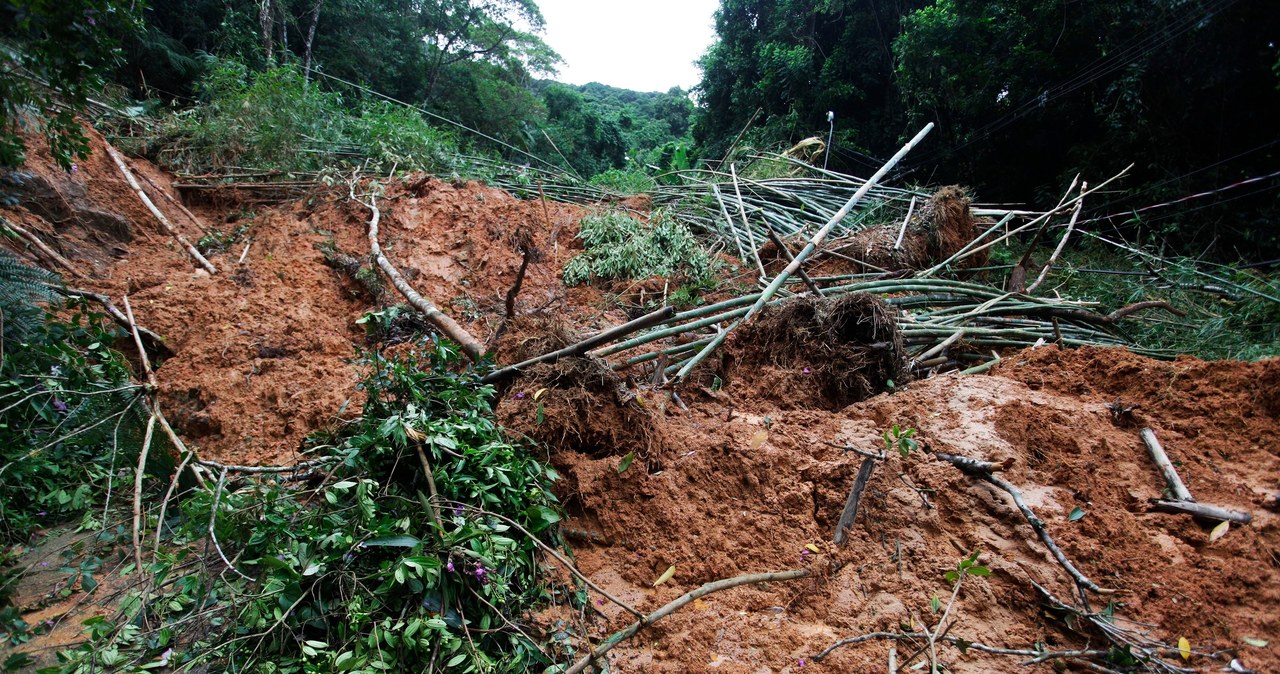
xmin=0 ymin=243 xmax=61 ymax=346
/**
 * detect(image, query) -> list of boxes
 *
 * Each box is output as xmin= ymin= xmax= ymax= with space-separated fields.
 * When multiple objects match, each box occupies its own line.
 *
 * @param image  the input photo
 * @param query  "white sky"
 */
xmin=533 ymin=0 xmax=720 ymax=92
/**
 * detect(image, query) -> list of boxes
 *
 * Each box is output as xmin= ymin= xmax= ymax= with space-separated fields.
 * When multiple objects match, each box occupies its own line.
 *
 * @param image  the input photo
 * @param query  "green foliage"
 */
xmin=588 ymin=169 xmax=657 ymax=196
xmin=882 ymin=425 xmax=918 ymax=459
xmin=563 ymin=210 xmax=720 ymax=288
xmin=50 ymin=337 xmax=564 ymax=673
xmin=0 ymin=0 xmax=141 ymax=169
xmin=1012 ymin=240 xmax=1280 ymax=360
xmin=0 ymin=292 xmax=144 ymax=547
xmin=155 ymin=60 xmax=462 ymax=175
xmin=0 ymin=245 xmax=59 ymax=345
xmin=943 ymin=549 xmax=990 ymax=585
xmin=696 ymin=0 xmax=1280 ymax=258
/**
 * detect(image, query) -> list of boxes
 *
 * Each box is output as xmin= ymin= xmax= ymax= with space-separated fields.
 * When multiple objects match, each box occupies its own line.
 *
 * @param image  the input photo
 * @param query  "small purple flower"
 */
xmin=474 ymin=565 xmax=486 ymax=579
xmin=86 ymin=17 xmax=96 ymax=25
xmin=343 ymin=553 xmax=354 ymax=564
xmin=69 ymin=163 xmax=78 ymax=173
xmin=37 ymin=511 xmax=47 ymax=517
xmin=800 ymin=549 xmax=810 ymax=559
xmin=446 ymin=560 xmax=455 ymax=573
xmin=595 ymin=599 xmax=603 ymax=607
xmin=798 ymin=658 xmax=806 ymax=668
xmin=52 ymin=399 xmax=68 ymax=413
xmin=514 ymin=392 xmax=526 ymax=400
xmin=802 ymin=367 xmax=811 ymax=374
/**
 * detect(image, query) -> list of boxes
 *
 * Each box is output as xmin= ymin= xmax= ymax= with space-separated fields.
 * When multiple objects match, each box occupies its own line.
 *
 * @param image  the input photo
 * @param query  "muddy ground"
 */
xmin=3 ymin=127 xmax=1277 ymax=672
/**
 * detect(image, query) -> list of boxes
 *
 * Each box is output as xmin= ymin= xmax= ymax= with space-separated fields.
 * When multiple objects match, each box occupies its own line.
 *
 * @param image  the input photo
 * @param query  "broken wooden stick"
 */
xmin=762 ymin=223 xmax=821 ymax=294
xmin=1139 ymin=428 xmax=1252 ymax=524
xmin=564 ymin=568 xmax=810 ymax=674
xmin=55 ymin=286 xmax=172 ymax=358
xmin=1150 ymin=499 xmax=1252 ymax=524
xmin=106 ymin=144 xmax=217 ymax=274
xmin=834 ymin=457 xmax=877 ymax=545
xmin=482 ymin=304 xmax=675 ymax=384
xmin=934 ymin=450 xmax=1108 ymax=600
xmin=353 ymin=187 xmax=484 ymax=361
xmin=1140 ymin=428 xmax=1193 ymax=502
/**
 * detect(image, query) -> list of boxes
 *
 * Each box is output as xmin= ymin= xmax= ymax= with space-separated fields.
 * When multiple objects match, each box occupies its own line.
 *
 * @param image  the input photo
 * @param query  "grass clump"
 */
xmin=588 ymin=169 xmax=657 ymax=196
xmin=563 ymin=210 xmax=720 ymax=288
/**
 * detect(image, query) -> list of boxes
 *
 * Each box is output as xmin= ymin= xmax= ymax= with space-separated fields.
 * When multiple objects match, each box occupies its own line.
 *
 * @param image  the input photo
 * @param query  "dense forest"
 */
xmin=695 ymin=0 xmax=1280 ymax=258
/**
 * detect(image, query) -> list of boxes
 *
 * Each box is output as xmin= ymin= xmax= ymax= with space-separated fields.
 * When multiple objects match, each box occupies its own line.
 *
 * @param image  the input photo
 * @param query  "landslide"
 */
xmin=3 ymin=125 xmax=1277 ymax=672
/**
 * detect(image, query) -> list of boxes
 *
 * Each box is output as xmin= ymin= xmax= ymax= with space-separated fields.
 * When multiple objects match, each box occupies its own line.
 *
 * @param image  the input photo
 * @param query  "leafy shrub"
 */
xmin=0 ymin=253 xmax=145 ymax=546
xmin=53 ymin=337 xmax=565 ymax=673
xmin=563 ymin=210 xmax=720 ymax=288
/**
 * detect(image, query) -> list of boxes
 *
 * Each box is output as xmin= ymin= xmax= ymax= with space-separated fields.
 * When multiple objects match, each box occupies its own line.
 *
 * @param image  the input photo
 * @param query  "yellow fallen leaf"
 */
xmin=749 ymin=430 xmax=768 ymax=449
xmin=692 ymin=599 xmax=707 ymax=610
xmin=805 ymin=543 xmax=820 ymax=554
xmin=1209 ymin=520 xmax=1229 ymax=542
xmin=533 ymin=388 xmax=548 ymax=401
xmin=1178 ymin=636 xmax=1191 ymax=661
xmin=653 ymin=565 xmax=676 ymax=587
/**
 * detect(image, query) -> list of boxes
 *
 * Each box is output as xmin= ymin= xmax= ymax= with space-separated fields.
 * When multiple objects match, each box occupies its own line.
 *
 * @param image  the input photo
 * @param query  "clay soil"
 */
xmin=3 ymin=126 xmax=1278 ymax=672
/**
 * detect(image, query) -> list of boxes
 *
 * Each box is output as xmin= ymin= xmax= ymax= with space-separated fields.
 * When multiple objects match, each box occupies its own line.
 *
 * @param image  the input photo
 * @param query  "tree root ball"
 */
xmin=722 ymin=293 xmax=909 ymax=410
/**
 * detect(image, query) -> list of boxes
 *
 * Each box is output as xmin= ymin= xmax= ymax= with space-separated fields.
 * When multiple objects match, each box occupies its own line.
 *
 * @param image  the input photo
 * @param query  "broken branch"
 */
xmin=934 ymin=450 xmax=1108 ymax=600
xmin=564 ymin=569 xmax=810 ymax=674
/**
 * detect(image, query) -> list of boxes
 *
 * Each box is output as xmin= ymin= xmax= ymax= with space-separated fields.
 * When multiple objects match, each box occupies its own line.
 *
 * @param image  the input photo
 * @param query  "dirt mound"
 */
xmin=7 ymin=124 xmax=1278 ymax=673
xmin=828 ymin=185 xmax=988 ymax=272
xmin=723 ymin=293 xmax=909 ymax=409
xmin=555 ymin=353 xmax=1279 ymax=673
xmin=2 ymin=124 xmax=607 ymax=463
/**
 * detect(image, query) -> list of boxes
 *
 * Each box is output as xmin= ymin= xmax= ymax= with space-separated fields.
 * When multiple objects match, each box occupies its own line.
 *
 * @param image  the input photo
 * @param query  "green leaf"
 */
xmin=968 ymin=565 xmax=991 ymax=577
xmin=617 ymin=451 xmax=635 ymax=474
xmin=1068 ymin=506 xmax=1086 ymax=522
xmin=930 ymin=595 xmax=942 ymax=613
xmin=363 ymin=535 xmax=421 ymax=548
xmin=535 ymin=402 xmax=545 ymax=425
xmin=446 ymin=653 xmax=468 ymax=667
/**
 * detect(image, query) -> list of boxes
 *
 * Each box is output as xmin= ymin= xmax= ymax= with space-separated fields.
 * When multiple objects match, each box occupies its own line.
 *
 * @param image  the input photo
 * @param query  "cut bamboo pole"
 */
xmin=1140 ymin=428 xmax=1193 ymax=502
xmin=482 ymin=305 xmax=675 ymax=384
xmin=106 ymin=144 xmax=217 ymax=274
xmin=1 ymin=217 xmax=91 ymax=280
xmin=894 ymin=196 xmax=917 ymax=250
xmin=1026 ymin=182 xmax=1086 ymax=293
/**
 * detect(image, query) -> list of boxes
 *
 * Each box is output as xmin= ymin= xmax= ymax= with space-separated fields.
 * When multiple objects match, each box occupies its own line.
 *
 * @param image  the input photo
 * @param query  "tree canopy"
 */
xmin=694 ymin=0 xmax=1280 ymax=257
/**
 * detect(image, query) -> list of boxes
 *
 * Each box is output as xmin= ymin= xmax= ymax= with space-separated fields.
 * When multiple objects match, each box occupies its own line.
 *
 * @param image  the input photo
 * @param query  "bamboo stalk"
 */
xmin=672 ymin=124 xmax=935 ymax=382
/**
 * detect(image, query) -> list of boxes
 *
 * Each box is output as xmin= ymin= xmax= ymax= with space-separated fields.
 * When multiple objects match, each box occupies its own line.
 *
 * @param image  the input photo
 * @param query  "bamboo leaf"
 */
xmin=652 ymin=565 xmax=676 ymax=587
xmin=1209 ymin=520 xmax=1230 ymax=542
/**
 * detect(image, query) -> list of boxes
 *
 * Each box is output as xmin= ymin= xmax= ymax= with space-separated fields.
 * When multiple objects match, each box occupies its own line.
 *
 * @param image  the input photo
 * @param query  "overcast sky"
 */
xmin=534 ymin=0 xmax=720 ymax=93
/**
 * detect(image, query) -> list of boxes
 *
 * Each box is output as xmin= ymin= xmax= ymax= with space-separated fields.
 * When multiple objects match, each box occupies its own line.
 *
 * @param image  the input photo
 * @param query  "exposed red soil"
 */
xmin=3 ymin=124 xmax=1277 ymax=672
